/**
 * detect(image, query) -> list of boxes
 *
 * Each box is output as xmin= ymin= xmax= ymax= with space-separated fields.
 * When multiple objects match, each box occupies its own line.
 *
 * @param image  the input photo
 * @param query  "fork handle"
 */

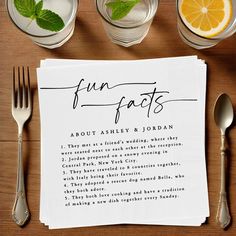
xmin=12 ymin=134 xmax=30 ymax=226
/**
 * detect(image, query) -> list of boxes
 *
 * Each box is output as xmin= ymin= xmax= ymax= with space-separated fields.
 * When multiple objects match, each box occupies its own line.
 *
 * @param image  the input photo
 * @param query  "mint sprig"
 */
xmin=106 ymin=0 xmax=140 ymax=20
xmin=14 ymin=0 xmax=65 ymax=32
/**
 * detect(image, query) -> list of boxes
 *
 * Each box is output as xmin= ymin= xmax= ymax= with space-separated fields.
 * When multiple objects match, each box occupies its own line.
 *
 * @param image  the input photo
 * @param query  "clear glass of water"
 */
xmin=6 ymin=0 xmax=78 ymax=49
xmin=96 ymin=0 xmax=158 ymax=47
xmin=177 ymin=0 xmax=236 ymax=49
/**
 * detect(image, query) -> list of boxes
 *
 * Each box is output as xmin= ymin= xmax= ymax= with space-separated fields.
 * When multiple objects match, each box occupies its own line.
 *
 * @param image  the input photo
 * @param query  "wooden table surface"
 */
xmin=1 ymin=0 xmax=236 ymax=235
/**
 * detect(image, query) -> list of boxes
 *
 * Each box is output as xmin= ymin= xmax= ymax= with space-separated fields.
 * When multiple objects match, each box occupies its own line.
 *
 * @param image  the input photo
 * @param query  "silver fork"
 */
xmin=12 ymin=66 xmax=31 ymax=226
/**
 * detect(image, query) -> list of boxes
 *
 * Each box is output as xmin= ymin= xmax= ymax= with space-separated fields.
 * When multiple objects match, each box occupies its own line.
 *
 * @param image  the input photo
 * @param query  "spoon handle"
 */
xmin=216 ymin=134 xmax=231 ymax=229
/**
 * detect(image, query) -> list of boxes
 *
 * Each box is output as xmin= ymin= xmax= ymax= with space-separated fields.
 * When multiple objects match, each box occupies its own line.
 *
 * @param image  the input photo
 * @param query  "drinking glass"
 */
xmin=96 ymin=0 xmax=158 ymax=47
xmin=177 ymin=0 xmax=236 ymax=49
xmin=6 ymin=0 xmax=78 ymax=49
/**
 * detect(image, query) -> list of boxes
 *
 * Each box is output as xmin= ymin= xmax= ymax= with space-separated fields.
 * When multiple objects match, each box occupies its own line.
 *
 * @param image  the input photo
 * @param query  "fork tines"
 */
xmin=12 ymin=66 xmax=31 ymax=109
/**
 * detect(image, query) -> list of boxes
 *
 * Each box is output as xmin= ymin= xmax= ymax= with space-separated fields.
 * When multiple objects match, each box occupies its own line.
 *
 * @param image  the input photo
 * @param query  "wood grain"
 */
xmin=1 ymin=0 xmax=236 ymax=235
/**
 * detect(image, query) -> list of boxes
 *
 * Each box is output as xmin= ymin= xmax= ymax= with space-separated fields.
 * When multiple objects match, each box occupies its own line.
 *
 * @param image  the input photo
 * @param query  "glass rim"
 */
xmin=176 ymin=0 xmax=236 ymax=41
xmin=96 ymin=0 xmax=158 ymax=29
xmin=6 ymin=0 xmax=78 ymax=38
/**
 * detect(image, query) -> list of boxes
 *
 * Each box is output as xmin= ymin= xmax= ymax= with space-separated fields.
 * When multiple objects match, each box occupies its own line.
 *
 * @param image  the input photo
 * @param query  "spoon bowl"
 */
xmin=214 ymin=93 xmax=234 ymax=134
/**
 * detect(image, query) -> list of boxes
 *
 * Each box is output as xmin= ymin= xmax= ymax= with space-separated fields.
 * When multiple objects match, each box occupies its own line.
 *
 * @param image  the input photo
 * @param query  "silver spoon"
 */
xmin=214 ymin=93 xmax=234 ymax=229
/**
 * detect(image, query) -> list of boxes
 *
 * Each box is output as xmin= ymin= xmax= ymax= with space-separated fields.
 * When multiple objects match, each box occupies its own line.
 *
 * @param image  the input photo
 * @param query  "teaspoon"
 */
xmin=214 ymin=93 xmax=234 ymax=229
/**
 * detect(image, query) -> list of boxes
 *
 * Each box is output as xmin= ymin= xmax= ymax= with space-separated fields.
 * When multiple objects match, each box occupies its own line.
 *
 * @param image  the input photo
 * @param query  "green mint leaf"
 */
xmin=14 ymin=0 xmax=36 ymax=18
xmin=36 ymin=9 xmax=65 ymax=32
xmin=14 ymin=0 xmax=65 ymax=32
xmin=35 ymin=0 xmax=43 ymax=16
xmin=106 ymin=0 xmax=140 ymax=20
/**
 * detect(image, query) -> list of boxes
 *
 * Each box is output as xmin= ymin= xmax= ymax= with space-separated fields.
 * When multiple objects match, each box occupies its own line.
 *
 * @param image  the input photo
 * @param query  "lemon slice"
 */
xmin=179 ymin=0 xmax=232 ymax=38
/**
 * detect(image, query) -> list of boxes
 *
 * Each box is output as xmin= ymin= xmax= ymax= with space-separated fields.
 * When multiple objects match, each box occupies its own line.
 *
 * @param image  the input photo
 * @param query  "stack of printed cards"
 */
xmin=37 ymin=56 xmax=209 ymax=229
